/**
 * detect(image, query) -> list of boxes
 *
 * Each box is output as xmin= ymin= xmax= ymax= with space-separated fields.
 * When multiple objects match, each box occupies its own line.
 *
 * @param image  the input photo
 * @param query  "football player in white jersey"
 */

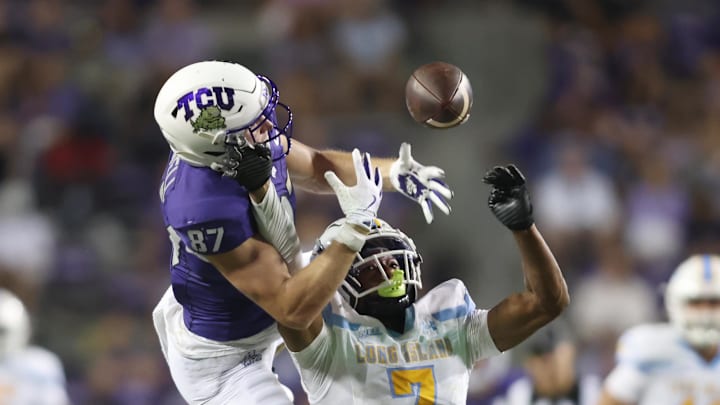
xmin=277 ymin=164 xmax=570 ymax=404
xmin=0 ymin=289 xmax=69 ymax=405
xmin=598 ymin=254 xmax=720 ymax=405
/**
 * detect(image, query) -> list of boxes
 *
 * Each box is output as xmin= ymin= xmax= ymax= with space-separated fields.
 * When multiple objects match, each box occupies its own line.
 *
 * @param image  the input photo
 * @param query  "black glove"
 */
xmin=221 ymin=143 xmax=273 ymax=191
xmin=482 ymin=164 xmax=534 ymax=231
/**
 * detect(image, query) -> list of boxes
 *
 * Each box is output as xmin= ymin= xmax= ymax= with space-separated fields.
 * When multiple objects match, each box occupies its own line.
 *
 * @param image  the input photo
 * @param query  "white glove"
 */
xmin=390 ymin=142 xmax=453 ymax=224
xmin=324 ymin=149 xmax=383 ymax=231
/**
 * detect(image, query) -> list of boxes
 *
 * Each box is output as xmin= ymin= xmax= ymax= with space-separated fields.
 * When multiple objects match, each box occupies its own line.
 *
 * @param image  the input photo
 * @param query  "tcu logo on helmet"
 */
xmin=171 ymin=87 xmax=237 ymax=121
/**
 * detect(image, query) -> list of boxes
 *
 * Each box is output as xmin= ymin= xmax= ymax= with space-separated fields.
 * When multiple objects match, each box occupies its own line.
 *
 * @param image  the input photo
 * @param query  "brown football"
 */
xmin=405 ymin=61 xmax=473 ymax=129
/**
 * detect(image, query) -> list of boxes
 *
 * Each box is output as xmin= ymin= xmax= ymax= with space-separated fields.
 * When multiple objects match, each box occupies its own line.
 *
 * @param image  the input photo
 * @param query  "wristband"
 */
xmin=332 ymin=222 xmax=368 ymax=252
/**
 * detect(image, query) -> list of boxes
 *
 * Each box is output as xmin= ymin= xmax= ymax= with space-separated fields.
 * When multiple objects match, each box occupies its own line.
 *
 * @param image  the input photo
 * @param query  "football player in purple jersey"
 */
xmin=151 ymin=61 xmax=454 ymax=404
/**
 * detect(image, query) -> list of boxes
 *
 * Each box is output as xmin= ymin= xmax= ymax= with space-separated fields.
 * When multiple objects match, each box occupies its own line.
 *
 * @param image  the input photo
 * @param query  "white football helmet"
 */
xmin=153 ymin=60 xmax=293 ymax=168
xmin=665 ymin=254 xmax=720 ymax=347
xmin=0 ymin=289 xmax=30 ymax=357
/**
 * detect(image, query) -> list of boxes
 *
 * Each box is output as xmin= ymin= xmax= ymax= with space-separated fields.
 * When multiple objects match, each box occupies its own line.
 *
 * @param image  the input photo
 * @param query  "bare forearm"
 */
xmin=279 ymin=242 xmax=357 ymax=329
xmin=306 ymin=150 xmax=396 ymax=193
xmin=486 ymin=225 xmax=569 ymax=351
xmin=512 ymin=225 xmax=569 ymax=315
xmin=278 ymin=317 xmax=323 ymax=351
xmin=376 ymin=157 xmax=395 ymax=191
xmin=210 ymin=221 xmax=369 ymax=332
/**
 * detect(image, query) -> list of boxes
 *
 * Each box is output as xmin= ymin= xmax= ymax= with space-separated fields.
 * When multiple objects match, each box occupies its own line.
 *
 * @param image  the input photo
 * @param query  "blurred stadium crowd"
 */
xmin=0 ymin=0 xmax=719 ymax=403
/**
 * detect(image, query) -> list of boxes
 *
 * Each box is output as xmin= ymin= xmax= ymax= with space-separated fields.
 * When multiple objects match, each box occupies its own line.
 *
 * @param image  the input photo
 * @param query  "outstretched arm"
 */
xmin=208 ymin=235 xmax=361 ymax=330
xmin=482 ymin=165 xmax=569 ymax=352
xmin=210 ymin=149 xmax=383 ymax=331
xmin=487 ymin=225 xmax=568 ymax=351
xmin=286 ymin=140 xmax=396 ymax=193
xmin=287 ymin=140 xmax=452 ymax=223
xmin=278 ymin=317 xmax=324 ymax=352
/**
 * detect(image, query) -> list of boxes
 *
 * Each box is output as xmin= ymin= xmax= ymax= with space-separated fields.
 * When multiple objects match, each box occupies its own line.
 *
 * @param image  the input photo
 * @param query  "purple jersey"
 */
xmin=159 ymin=137 xmax=296 ymax=341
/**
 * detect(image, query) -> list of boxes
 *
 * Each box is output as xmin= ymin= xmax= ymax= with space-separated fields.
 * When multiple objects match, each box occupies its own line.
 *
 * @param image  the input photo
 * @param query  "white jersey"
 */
xmin=289 ymin=279 xmax=501 ymax=404
xmin=0 ymin=346 xmax=69 ymax=405
xmin=604 ymin=323 xmax=720 ymax=405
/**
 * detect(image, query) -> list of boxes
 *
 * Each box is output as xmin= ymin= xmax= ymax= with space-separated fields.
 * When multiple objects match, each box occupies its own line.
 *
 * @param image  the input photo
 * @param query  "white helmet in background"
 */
xmin=0 ymin=289 xmax=30 ymax=357
xmin=665 ymin=254 xmax=720 ymax=347
xmin=153 ymin=60 xmax=293 ymax=168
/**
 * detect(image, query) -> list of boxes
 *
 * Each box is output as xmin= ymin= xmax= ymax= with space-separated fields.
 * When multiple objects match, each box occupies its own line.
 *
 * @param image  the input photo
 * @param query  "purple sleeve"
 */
xmin=161 ymin=159 xmax=283 ymax=255
xmin=167 ymin=195 xmax=258 ymax=255
xmin=175 ymin=218 xmax=256 ymax=255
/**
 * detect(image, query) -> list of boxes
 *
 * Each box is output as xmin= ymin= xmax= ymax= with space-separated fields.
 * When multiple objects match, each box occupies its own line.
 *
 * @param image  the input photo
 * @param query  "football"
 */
xmin=405 ymin=61 xmax=473 ymax=129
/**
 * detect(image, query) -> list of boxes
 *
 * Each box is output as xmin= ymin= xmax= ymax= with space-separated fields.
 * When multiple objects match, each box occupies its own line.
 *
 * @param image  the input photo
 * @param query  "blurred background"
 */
xmin=1 ymin=0 xmax=719 ymax=403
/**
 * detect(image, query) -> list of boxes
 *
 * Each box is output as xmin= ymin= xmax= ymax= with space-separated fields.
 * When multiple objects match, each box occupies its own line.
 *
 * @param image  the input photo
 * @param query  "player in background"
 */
xmin=277 ymin=164 xmax=569 ymax=404
xmin=0 ymin=288 xmax=69 ymax=405
xmin=151 ymin=60 xmax=454 ymax=404
xmin=497 ymin=319 xmax=601 ymax=405
xmin=597 ymin=254 xmax=720 ymax=405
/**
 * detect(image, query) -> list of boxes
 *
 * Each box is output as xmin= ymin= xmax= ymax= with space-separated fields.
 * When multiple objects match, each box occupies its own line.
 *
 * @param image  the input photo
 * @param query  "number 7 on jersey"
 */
xmin=387 ymin=366 xmax=437 ymax=404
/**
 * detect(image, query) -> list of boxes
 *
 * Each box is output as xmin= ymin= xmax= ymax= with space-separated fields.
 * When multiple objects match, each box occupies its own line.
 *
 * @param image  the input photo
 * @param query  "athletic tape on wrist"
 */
xmin=333 ymin=222 xmax=367 ymax=252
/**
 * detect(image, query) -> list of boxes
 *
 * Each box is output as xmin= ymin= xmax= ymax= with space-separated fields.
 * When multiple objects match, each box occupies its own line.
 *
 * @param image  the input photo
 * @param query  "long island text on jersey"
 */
xmin=290 ymin=279 xmax=502 ymax=405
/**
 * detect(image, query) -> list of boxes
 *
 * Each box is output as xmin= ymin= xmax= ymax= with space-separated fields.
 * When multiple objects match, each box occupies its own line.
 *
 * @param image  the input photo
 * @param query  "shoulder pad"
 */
xmin=18 ymin=346 xmax=64 ymax=373
xmin=164 ymin=164 xmax=252 ymax=228
xmin=415 ymin=279 xmax=476 ymax=321
xmin=615 ymin=323 xmax=682 ymax=371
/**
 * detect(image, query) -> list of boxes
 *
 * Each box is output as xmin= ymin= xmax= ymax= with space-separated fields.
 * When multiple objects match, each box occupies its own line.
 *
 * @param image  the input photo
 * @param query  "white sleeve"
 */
xmin=288 ymin=322 xmax=335 ymax=402
xmin=464 ymin=309 xmax=502 ymax=363
xmin=47 ymin=360 xmax=70 ymax=405
xmin=604 ymin=363 xmax=648 ymax=403
xmin=250 ymin=181 xmax=300 ymax=264
xmin=25 ymin=348 xmax=70 ymax=405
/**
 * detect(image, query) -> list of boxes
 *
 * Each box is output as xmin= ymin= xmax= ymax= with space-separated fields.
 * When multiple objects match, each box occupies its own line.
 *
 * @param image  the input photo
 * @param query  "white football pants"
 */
xmin=152 ymin=287 xmax=294 ymax=404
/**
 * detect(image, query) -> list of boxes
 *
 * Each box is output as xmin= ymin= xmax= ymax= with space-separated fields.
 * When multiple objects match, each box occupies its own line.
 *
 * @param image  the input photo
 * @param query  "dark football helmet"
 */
xmin=313 ymin=218 xmax=423 ymax=329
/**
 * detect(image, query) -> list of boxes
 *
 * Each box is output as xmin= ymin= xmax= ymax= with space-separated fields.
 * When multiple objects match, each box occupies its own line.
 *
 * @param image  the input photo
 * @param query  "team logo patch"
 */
xmin=191 ymin=106 xmax=226 ymax=133
xmin=240 ymin=349 xmax=262 ymax=367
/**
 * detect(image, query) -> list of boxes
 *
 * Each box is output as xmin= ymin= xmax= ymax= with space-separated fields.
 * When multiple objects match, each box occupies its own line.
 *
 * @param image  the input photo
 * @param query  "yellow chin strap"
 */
xmin=378 ymin=269 xmax=406 ymax=298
